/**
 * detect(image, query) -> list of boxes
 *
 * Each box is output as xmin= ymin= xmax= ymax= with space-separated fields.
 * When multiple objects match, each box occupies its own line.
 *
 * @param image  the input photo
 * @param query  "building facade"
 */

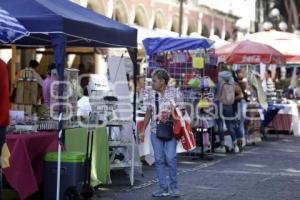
xmin=73 ymin=0 xmax=239 ymax=40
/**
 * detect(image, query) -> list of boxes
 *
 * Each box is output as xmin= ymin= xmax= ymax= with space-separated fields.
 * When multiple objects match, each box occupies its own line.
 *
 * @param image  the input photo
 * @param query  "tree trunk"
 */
xmin=290 ymin=0 xmax=299 ymax=30
xmin=284 ymin=0 xmax=293 ymax=31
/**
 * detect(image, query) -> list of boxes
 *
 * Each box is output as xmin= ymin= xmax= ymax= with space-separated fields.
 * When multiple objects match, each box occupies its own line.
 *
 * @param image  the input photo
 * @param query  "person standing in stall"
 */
xmin=18 ymin=59 xmax=43 ymax=86
xmin=217 ymin=68 xmax=244 ymax=153
xmin=233 ymin=68 xmax=247 ymax=149
xmin=42 ymin=63 xmax=56 ymax=108
xmin=139 ymin=68 xmax=183 ymax=197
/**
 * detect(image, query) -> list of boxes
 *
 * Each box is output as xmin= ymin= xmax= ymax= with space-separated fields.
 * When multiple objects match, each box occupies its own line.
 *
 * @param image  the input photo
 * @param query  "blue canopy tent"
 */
xmin=0 ymin=0 xmax=137 ymax=85
xmin=143 ymin=37 xmax=214 ymax=56
xmin=143 ymin=37 xmax=214 ymax=69
xmin=0 ymin=0 xmax=138 ymax=199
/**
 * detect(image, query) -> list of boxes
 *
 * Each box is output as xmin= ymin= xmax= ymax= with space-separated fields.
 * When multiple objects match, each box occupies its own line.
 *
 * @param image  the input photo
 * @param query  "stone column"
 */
xmin=129 ymin=5 xmax=136 ymax=24
xmin=198 ymin=12 xmax=203 ymax=35
xmin=210 ymin=15 xmax=215 ymax=37
xmin=221 ymin=18 xmax=226 ymax=40
xmin=107 ymin=0 xmax=114 ymax=18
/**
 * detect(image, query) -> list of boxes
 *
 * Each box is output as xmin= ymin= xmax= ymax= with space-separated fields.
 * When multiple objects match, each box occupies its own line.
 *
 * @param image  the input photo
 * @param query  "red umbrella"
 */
xmin=245 ymin=30 xmax=300 ymax=64
xmin=216 ymin=39 xmax=285 ymax=64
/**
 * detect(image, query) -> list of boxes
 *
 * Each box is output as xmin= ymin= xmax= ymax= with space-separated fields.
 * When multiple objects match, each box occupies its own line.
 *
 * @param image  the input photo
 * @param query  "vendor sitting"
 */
xmin=77 ymin=87 xmax=91 ymax=121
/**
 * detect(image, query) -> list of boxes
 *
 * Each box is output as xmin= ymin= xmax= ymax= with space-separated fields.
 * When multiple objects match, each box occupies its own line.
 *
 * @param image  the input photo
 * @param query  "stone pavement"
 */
xmin=92 ymin=134 xmax=300 ymax=200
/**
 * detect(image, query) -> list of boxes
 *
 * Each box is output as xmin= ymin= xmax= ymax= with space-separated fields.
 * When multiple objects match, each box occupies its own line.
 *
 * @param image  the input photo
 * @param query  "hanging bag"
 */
xmin=192 ymin=56 xmax=205 ymax=69
xmin=155 ymin=93 xmax=174 ymax=141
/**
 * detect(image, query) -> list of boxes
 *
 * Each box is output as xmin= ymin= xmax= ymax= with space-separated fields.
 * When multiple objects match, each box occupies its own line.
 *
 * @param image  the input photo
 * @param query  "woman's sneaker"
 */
xmin=233 ymin=144 xmax=240 ymax=153
xmin=214 ymin=146 xmax=226 ymax=153
xmin=152 ymin=189 xmax=169 ymax=197
xmin=169 ymin=188 xmax=181 ymax=197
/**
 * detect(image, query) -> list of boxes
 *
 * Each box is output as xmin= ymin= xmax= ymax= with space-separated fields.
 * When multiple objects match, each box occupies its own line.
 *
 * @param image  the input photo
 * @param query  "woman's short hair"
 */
xmin=83 ymin=87 xmax=89 ymax=96
xmin=151 ymin=68 xmax=170 ymax=84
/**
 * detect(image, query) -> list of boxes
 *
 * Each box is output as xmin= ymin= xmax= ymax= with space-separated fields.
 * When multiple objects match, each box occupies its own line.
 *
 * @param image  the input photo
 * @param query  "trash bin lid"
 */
xmin=44 ymin=151 xmax=85 ymax=163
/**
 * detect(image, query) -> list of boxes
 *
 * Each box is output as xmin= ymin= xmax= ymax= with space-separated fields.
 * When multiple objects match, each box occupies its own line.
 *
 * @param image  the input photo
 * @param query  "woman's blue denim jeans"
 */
xmin=151 ymin=131 xmax=177 ymax=191
xmin=239 ymin=100 xmax=246 ymax=137
xmin=221 ymin=104 xmax=243 ymax=142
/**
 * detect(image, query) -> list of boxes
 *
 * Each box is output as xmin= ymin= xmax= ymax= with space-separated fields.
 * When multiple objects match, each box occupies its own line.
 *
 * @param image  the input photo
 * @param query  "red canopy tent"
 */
xmin=245 ymin=30 xmax=300 ymax=64
xmin=216 ymin=40 xmax=285 ymax=65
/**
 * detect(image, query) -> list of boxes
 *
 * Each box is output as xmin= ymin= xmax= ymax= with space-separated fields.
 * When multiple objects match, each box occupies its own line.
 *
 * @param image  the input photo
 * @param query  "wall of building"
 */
xmin=75 ymin=0 xmax=238 ymax=40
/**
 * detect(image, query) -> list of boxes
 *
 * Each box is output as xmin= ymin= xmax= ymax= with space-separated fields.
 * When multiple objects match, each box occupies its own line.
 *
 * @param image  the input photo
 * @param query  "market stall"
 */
xmin=245 ymin=30 xmax=300 ymax=64
xmin=139 ymin=37 xmax=217 ymax=163
xmin=0 ymin=0 xmax=138 ymax=199
xmin=245 ymin=31 xmax=300 ymax=136
xmin=216 ymin=39 xmax=286 ymax=144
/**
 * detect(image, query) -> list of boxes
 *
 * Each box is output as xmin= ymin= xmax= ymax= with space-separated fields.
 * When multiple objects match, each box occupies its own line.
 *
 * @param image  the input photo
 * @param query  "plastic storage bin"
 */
xmin=43 ymin=151 xmax=85 ymax=200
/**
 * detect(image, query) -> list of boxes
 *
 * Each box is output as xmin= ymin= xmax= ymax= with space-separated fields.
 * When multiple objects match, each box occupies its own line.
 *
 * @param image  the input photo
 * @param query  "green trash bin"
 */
xmin=43 ymin=151 xmax=86 ymax=200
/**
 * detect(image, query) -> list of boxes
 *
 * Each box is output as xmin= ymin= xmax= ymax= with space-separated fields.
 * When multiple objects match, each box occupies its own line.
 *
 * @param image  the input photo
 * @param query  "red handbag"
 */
xmin=172 ymin=103 xmax=196 ymax=151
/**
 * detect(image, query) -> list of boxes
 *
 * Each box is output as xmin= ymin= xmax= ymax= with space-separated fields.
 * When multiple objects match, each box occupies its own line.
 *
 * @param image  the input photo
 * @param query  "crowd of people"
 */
xmin=138 ymin=63 xmax=300 ymax=197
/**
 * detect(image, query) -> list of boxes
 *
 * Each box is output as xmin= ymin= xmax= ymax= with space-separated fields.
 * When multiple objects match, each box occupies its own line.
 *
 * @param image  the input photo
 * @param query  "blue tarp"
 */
xmin=143 ymin=37 xmax=214 ymax=56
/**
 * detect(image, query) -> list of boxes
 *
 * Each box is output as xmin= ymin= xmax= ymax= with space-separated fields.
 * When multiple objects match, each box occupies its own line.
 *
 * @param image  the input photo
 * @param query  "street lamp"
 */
xmin=178 ymin=0 xmax=188 ymax=37
xmin=263 ymin=8 xmax=287 ymax=31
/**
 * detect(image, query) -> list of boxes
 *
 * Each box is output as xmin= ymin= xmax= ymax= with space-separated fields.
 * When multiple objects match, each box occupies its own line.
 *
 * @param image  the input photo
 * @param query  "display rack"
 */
xmin=89 ymin=87 xmax=141 ymax=186
xmin=107 ymin=120 xmax=142 ymax=186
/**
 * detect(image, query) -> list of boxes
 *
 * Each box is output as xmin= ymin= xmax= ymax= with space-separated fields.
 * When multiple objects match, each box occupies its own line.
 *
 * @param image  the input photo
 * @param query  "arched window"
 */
xmin=86 ymin=0 xmax=105 ymax=15
xmin=134 ymin=5 xmax=149 ymax=27
xmin=225 ymin=31 xmax=231 ymax=41
xmin=214 ymin=27 xmax=221 ymax=37
xmin=153 ymin=11 xmax=165 ymax=29
xmin=171 ymin=16 xmax=179 ymax=33
xmin=113 ymin=0 xmax=129 ymax=23
xmin=201 ymin=24 xmax=209 ymax=37
xmin=187 ymin=23 xmax=197 ymax=36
